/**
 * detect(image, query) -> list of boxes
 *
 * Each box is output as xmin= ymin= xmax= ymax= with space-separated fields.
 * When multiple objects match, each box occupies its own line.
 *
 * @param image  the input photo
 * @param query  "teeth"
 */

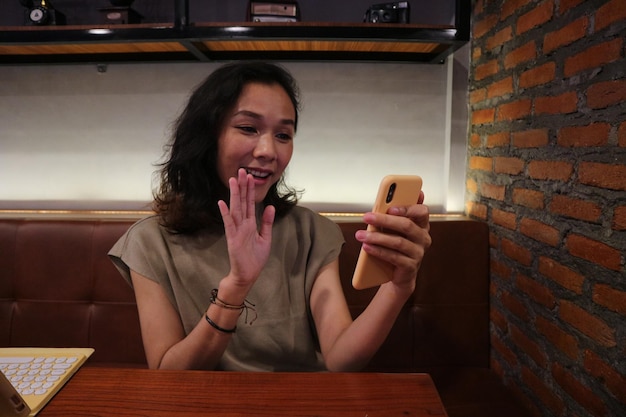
xmin=246 ymin=169 xmax=270 ymax=178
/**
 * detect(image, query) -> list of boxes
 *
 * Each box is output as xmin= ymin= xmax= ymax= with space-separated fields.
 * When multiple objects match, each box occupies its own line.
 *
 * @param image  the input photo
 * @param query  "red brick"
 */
xmin=472 ymin=46 xmax=482 ymax=61
xmin=489 ymin=231 xmax=499 ymax=249
xmin=534 ymin=91 xmax=578 ymax=115
xmin=491 ymin=356 xmax=504 ymax=380
xmin=493 ymin=208 xmax=517 ymax=230
xmin=559 ymin=299 xmax=617 ymax=348
xmin=512 ymin=128 xmax=549 ymax=147
xmin=549 ymin=194 xmax=602 ymax=222
xmin=578 ymin=162 xmax=626 ymax=191
xmin=502 ymin=238 xmax=533 ymax=266
xmin=487 ymin=131 xmax=510 ymax=147
xmin=512 ymin=188 xmax=545 ymax=210
xmin=494 ymin=157 xmax=524 ymax=174
xmin=586 ymin=78 xmax=626 ymax=109
xmin=491 ymin=333 xmax=519 ymax=366
xmin=475 ymin=59 xmax=499 ymax=80
xmin=519 ymin=61 xmax=556 ymax=88
xmin=527 ymin=160 xmax=573 ymax=181
xmin=564 ymin=38 xmax=623 ymax=77
xmin=466 ymin=178 xmax=478 ymax=195
xmin=500 ymin=289 xmax=530 ymax=322
xmin=469 ymin=155 xmax=493 ymax=171
xmin=583 ymin=349 xmax=626 ymax=404
xmin=543 ymin=16 xmax=589 ymax=53
xmin=559 ymin=0 xmax=584 ymax=13
xmin=502 ymin=0 xmax=532 ymax=20
xmin=487 ymin=26 xmax=513 ymax=51
xmin=557 ymin=123 xmax=610 ymax=147
xmin=516 ymin=273 xmax=555 ymax=308
xmin=521 ymin=366 xmax=566 ymax=416
xmin=519 ymin=217 xmax=560 ymax=246
xmin=487 ymin=76 xmax=514 ymax=99
xmin=592 ymin=284 xmax=626 ymax=316
xmin=490 ymin=306 xmax=509 ymax=332
xmin=595 ymin=0 xmax=626 ymax=32
xmin=497 ymin=99 xmax=532 ymax=121
xmin=481 ymin=182 xmax=506 ymax=200
xmin=538 ymin=256 xmax=584 ymax=294
xmin=510 ymin=324 xmax=548 ymax=367
xmin=466 ymin=201 xmax=487 ymax=220
xmin=619 ymin=122 xmax=626 ymax=147
xmin=552 ymin=362 xmax=607 ymax=417
xmin=491 ymin=257 xmax=513 ymax=280
xmin=535 ymin=315 xmax=579 ymax=360
xmin=470 ymin=88 xmax=487 ymax=104
xmin=517 ymin=0 xmax=555 ymax=34
xmin=566 ymin=233 xmax=622 ymax=271
xmin=614 ymin=205 xmax=626 ymax=230
xmin=473 ymin=14 xmax=499 ymax=38
xmin=504 ymin=41 xmax=537 ymax=69
xmin=469 ymin=133 xmax=481 ymax=148
xmin=474 ymin=0 xmax=484 ymax=15
xmin=471 ymin=107 xmax=496 ymax=125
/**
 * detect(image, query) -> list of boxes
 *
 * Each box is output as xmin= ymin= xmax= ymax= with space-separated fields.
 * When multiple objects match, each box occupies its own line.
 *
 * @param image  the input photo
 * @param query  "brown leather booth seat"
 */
xmin=0 ymin=216 xmax=530 ymax=417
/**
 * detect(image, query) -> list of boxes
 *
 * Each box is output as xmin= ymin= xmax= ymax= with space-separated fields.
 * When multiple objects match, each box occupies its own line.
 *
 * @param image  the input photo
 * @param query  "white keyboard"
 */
xmin=0 ymin=348 xmax=94 ymax=416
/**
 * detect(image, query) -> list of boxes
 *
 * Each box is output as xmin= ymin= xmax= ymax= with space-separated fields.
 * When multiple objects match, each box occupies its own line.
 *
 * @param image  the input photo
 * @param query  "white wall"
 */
xmin=0 ymin=54 xmax=468 ymax=213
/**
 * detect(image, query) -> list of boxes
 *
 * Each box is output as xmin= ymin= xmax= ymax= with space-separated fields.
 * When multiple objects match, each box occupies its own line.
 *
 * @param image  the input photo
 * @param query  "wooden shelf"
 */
xmin=0 ymin=4 xmax=470 ymax=65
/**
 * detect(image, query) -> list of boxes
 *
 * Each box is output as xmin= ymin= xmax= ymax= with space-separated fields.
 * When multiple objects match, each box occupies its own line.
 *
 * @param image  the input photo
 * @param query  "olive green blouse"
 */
xmin=108 ymin=206 xmax=344 ymax=371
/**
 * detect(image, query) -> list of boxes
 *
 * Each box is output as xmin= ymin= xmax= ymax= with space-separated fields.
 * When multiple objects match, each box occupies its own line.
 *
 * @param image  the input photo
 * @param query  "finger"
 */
xmin=218 ymin=199 xmax=236 ymax=236
xmin=237 ymin=168 xmax=249 ymax=218
xmin=387 ymin=203 xmax=430 ymax=230
xmin=246 ymin=171 xmax=256 ymax=220
xmin=228 ymin=176 xmax=242 ymax=224
xmin=259 ymin=205 xmax=275 ymax=240
xmin=360 ymin=235 xmax=421 ymax=273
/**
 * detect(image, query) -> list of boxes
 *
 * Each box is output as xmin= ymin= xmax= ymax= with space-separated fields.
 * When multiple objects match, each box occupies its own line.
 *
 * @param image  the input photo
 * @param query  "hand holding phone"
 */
xmin=352 ymin=175 xmax=423 ymax=290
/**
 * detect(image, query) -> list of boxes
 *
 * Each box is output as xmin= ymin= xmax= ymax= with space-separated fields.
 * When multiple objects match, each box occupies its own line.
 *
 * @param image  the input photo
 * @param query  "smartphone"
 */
xmin=0 ymin=372 xmax=30 ymax=417
xmin=352 ymin=175 xmax=423 ymax=290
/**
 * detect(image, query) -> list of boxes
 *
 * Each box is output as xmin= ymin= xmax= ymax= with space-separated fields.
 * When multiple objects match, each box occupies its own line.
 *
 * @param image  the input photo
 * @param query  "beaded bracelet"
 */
xmin=204 ymin=313 xmax=237 ymax=334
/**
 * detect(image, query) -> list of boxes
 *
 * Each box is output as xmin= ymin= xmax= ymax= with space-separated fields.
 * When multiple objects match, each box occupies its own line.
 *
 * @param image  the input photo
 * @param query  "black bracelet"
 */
xmin=204 ymin=313 xmax=237 ymax=334
xmin=210 ymin=288 xmax=258 ymax=325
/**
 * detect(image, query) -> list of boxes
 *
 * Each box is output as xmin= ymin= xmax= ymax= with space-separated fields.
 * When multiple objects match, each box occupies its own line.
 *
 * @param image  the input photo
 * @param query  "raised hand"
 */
xmin=217 ymin=168 xmax=275 ymax=290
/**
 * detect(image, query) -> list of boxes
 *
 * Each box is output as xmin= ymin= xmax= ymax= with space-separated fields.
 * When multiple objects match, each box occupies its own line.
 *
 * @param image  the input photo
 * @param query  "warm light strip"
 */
xmin=0 ymin=210 xmax=465 ymax=221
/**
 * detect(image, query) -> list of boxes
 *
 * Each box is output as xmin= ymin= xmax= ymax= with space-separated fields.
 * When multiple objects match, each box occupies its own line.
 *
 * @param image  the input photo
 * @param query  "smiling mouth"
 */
xmin=245 ymin=168 xmax=271 ymax=179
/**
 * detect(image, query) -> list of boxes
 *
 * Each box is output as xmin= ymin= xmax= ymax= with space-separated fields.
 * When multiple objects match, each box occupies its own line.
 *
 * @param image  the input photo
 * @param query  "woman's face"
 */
xmin=217 ymin=82 xmax=296 ymax=203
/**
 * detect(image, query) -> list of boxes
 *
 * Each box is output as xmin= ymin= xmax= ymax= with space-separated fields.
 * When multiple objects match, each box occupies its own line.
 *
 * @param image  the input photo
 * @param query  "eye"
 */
xmin=236 ymin=125 xmax=258 ymax=135
xmin=275 ymin=132 xmax=293 ymax=142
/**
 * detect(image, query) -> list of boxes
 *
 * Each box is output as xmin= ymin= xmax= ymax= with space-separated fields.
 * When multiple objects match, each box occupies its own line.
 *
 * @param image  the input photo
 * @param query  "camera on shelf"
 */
xmin=364 ymin=1 xmax=410 ymax=24
xmin=19 ymin=0 xmax=65 ymax=26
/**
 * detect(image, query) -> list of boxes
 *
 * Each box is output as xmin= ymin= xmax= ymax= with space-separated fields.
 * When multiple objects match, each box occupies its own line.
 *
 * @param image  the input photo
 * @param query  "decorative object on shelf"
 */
xmin=98 ymin=0 xmax=141 ymax=24
xmin=247 ymin=1 xmax=300 ymax=22
xmin=364 ymin=1 xmax=410 ymax=24
xmin=20 ymin=0 xmax=65 ymax=26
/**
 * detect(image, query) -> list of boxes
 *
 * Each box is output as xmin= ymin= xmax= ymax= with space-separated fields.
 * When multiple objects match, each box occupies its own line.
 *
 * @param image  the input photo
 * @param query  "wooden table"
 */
xmin=38 ymin=367 xmax=448 ymax=416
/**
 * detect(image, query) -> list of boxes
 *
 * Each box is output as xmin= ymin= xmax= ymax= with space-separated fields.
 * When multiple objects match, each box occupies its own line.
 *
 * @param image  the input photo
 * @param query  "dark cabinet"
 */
xmin=0 ymin=0 xmax=470 ymax=65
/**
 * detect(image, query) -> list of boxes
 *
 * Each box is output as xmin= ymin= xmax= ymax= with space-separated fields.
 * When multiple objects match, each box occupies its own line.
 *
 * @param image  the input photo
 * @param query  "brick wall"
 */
xmin=466 ymin=0 xmax=625 ymax=416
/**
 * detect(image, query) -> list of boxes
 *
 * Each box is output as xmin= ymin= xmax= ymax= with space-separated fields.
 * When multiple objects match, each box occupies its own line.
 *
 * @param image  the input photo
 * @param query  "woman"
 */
xmin=109 ymin=61 xmax=431 ymax=372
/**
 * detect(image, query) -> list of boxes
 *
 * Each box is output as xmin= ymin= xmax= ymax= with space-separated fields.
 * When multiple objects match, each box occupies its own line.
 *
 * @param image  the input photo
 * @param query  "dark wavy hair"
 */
xmin=153 ymin=62 xmax=301 ymax=234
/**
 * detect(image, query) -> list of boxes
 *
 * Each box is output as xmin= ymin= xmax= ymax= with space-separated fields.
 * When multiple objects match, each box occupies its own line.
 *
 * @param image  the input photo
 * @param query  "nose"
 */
xmin=253 ymin=133 xmax=277 ymax=161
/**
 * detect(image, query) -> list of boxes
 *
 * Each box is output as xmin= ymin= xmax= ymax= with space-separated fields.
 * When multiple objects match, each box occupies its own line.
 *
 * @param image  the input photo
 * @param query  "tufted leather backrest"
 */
xmin=340 ymin=219 xmax=490 ymax=371
xmin=0 ymin=219 xmax=145 ymax=366
xmin=0 ymin=217 xmax=489 ymax=370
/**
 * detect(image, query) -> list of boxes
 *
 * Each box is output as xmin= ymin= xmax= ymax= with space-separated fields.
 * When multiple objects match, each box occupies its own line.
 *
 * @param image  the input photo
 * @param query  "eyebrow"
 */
xmin=233 ymin=110 xmax=295 ymax=126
